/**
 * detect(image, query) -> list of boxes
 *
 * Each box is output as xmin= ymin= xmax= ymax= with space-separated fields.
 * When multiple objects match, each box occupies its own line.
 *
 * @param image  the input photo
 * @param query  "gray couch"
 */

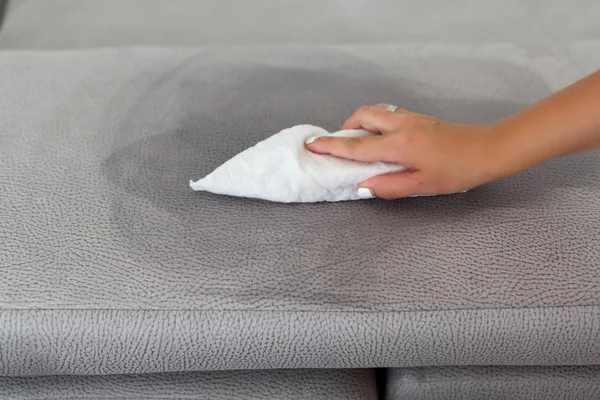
xmin=1 ymin=1 xmax=599 ymax=399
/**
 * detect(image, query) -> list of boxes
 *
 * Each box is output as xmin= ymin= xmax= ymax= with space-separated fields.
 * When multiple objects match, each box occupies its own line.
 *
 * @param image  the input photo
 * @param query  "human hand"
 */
xmin=304 ymin=104 xmax=508 ymax=199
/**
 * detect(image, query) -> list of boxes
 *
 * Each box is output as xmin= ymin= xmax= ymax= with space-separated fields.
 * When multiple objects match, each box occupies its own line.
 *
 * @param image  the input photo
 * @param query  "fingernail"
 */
xmin=357 ymin=187 xmax=375 ymax=199
xmin=305 ymin=136 xmax=318 ymax=145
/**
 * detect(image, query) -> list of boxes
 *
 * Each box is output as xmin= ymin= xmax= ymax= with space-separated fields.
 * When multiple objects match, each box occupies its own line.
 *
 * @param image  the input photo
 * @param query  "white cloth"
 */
xmin=190 ymin=125 xmax=406 ymax=203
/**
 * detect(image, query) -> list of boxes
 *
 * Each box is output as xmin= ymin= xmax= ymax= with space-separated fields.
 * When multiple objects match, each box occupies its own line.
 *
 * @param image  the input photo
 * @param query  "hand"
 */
xmin=305 ymin=104 xmax=506 ymax=199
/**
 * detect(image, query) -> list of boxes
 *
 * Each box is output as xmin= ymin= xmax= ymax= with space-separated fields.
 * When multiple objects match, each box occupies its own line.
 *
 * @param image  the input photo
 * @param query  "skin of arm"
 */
xmin=493 ymin=69 xmax=600 ymax=176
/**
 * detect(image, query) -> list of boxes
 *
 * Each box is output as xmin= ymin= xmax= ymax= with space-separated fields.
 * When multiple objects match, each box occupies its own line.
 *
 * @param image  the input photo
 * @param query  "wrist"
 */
xmin=472 ymin=123 xmax=529 ymax=183
xmin=486 ymin=120 xmax=552 ymax=180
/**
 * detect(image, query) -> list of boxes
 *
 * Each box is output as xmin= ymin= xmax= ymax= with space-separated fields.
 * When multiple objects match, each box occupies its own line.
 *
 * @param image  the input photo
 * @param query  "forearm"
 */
xmin=491 ymin=69 xmax=600 ymax=176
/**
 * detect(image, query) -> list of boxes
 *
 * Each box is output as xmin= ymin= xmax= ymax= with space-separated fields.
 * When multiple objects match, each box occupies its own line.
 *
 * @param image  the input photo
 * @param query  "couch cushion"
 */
xmin=1 ymin=0 xmax=600 ymax=49
xmin=1 ymin=44 xmax=600 ymax=376
xmin=0 ymin=369 xmax=378 ymax=399
xmin=385 ymin=366 xmax=600 ymax=400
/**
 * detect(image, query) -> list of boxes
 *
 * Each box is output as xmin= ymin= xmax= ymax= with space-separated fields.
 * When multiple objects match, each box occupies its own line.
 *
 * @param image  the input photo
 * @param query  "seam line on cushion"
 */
xmin=1 ymin=304 xmax=600 ymax=313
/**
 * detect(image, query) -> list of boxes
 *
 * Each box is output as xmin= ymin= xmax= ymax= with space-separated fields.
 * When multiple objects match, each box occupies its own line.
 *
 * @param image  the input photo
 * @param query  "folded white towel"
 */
xmin=190 ymin=124 xmax=406 ymax=203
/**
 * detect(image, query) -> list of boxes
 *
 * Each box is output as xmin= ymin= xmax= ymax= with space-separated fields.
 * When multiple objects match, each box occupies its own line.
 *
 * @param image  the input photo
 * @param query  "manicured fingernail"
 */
xmin=305 ymin=136 xmax=318 ymax=145
xmin=357 ymin=187 xmax=375 ymax=199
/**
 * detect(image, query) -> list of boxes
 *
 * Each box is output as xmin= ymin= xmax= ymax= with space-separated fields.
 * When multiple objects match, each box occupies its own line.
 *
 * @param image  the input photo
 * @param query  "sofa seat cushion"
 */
xmin=1 ymin=0 xmax=600 ymax=48
xmin=385 ymin=366 xmax=600 ymax=400
xmin=0 ymin=369 xmax=378 ymax=400
xmin=1 ymin=44 xmax=600 ymax=376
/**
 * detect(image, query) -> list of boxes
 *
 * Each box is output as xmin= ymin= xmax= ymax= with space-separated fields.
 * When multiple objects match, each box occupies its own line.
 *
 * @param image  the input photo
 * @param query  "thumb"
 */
xmin=358 ymin=171 xmax=424 ymax=200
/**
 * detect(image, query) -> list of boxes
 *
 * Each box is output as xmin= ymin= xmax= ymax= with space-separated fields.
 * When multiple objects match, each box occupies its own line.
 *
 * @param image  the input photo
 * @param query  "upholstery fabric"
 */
xmin=1 ymin=45 xmax=600 ymax=375
xmin=385 ymin=366 xmax=600 ymax=400
xmin=1 ymin=0 xmax=600 ymax=48
xmin=0 ymin=369 xmax=378 ymax=399
xmin=0 ymin=0 xmax=8 ymax=31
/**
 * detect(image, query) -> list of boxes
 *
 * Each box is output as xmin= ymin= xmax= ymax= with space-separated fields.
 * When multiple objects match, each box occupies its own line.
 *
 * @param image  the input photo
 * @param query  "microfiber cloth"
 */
xmin=190 ymin=125 xmax=406 ymax=203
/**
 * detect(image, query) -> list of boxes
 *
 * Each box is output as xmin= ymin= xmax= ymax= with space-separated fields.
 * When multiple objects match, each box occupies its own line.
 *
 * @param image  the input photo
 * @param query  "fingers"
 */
xmin=358 ymin=171 xmax=425 ymax=200
xmin=341 ymin=105 xmax=401 ymax=134
xmin=305 ymin=134 xmax=400 ymax=163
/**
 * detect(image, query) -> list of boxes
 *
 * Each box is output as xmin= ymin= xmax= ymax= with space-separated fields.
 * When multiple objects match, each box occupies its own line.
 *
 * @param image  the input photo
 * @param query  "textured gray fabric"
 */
xmin=3 ymin=0 xmax=16 ymax=12
xmin=1 ymin=0 xmax=600 ymax=49
xmin=0 ymin=0 xmax=8 ymax=31
xmin=3 ymin=308 xmax=600 ymax=376
xmin=1 ymin=45 xmax=600 ymax=375
xmin=385 ymin=366 xmax=600 ymax=400
xmin=0 ymin=369 xmax=378 ymax=399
